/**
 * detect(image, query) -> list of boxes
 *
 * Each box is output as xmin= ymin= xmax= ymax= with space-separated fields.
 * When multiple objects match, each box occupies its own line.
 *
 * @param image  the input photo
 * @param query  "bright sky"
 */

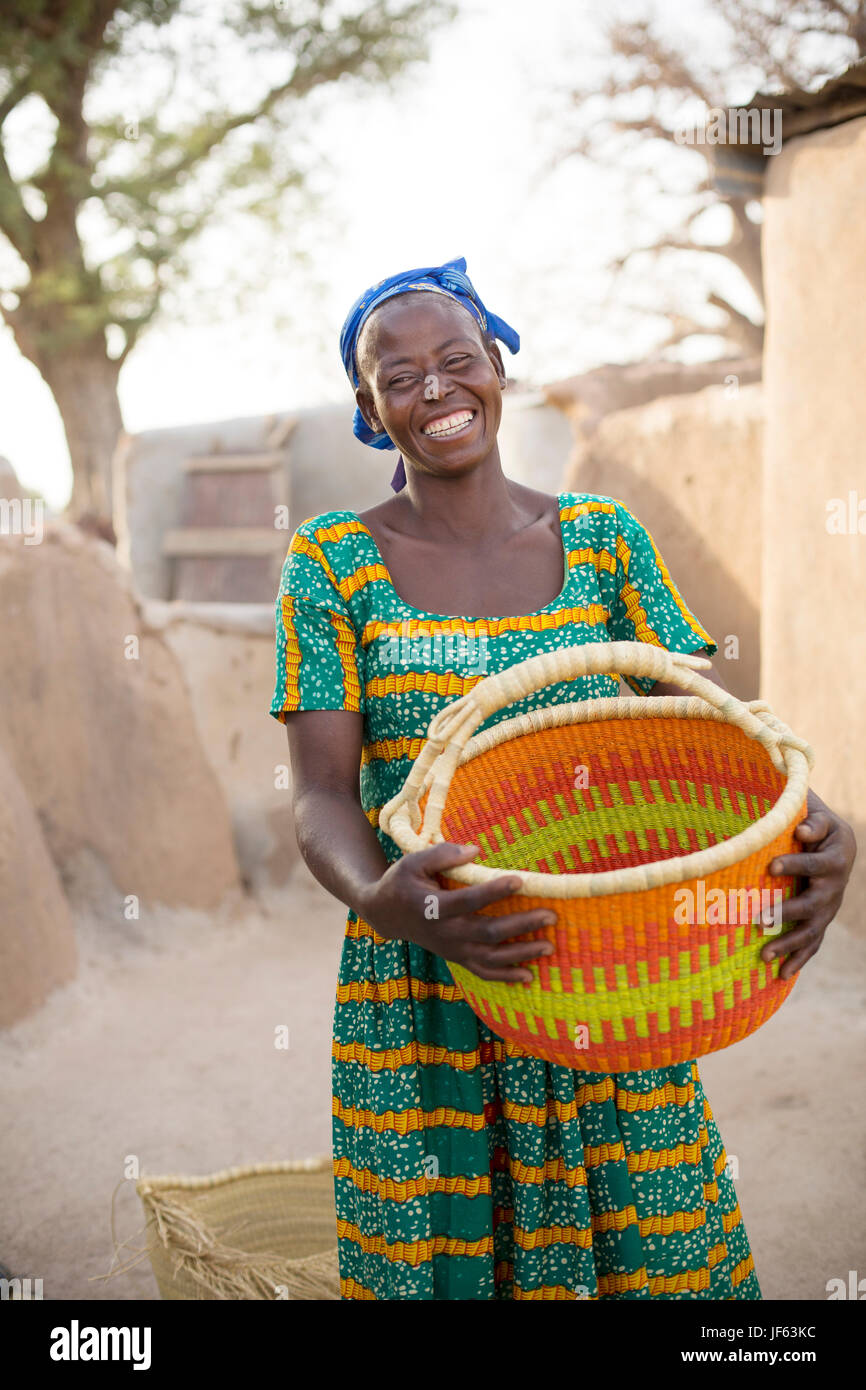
xmin=0 ymin=0 xmax=767 ymax=509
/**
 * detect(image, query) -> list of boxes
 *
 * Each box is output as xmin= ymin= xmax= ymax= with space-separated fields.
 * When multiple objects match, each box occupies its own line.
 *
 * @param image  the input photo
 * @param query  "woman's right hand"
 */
xmin=357 ymin=841 xmax=556 ymax=984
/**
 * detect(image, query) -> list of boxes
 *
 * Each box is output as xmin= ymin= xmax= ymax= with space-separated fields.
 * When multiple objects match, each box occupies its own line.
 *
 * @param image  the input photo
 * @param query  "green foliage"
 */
xmin=0 ymin=0 xmax=456 ymax=364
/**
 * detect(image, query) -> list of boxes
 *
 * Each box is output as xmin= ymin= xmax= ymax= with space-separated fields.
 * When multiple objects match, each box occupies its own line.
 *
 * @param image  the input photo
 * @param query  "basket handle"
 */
xmin=379 ymin=639 xmax=813 ymax=849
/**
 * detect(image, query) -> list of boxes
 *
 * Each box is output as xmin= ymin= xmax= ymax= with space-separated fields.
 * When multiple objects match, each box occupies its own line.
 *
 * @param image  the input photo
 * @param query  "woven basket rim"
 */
xmin=136 ymin=1156 xmax=332 ymax=1196
xmin=459 ymin=692 xmax=772 ymax=763
xmin=384 ymin=693 xmax=812 ymax=899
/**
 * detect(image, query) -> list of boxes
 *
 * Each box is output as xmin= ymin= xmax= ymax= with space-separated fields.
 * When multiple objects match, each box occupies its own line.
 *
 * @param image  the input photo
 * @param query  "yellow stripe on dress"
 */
xmin=336 ymin=1221 xmax=492 ymax=1265
xmin=340 ymin=563 xmax=391 ymax=602
xmin=290 ymin=533 xmax=390 ymax=605
xmin=731 ymin=1252 xmax=756 ymax=1286
xmin=337 ymin=1249 xmax=744 ymax=1300
xmin=311 ymin=519 xmax=368 ymax=545
xmin=336 ymin=976 xmax=463 ymax=1004
xmin=615 ymin=534 xmax=659 ymax=642
xmin=332 ymin=1034 xmax=696 ymax=1117
xmin=277 ymin=595 xmax=361 ymax=712
xmin=512 ymin=1223 xmax=593 ymax=1251
xmin=328 ymin=609 xmax=362 ymax=711
xmin=333 ymin=1039 xmax=485 ymax=1072
xmin=365 ymin=670 xmax=484 ymax=699
xmin=333 ymin=1155 xmax=491 ymax=1202
xmin=559 ymin=500 xmax=617 ymax=522
xmin=617 ymin=580 xmax=659 ymax=643
xmin=361 ymin=736 xmax=426 ymax=766
xmin=615 ymin=1079 xmax=695 ymax=1110
xmin=289 ymin=532 xmax=342 ymax=593
xmin=643 ymin=524 xmax=716 ymax=648
xmin=507 ymin=1156 xmax=587 ymax=1187
xmin=277 ymin=596 xmax=303 ymax=709
xmin=359 ymin=606 xmax=610 ymax=647
xmin=340 ymin=1276 xmax=377 ymax=1300
xmin=566 ymin=545 xmax=617 ymax=574
xmin=617 ymin=532 xmax=714 ymax=649
xmin=332 ymin=1099 xmax=487 ymax=1134
xmin=722 ymin=1204 xmax=744 ymax=1234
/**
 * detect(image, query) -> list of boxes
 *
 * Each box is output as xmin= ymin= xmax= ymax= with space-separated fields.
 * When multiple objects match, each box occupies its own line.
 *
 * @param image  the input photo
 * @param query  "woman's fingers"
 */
xmin=410 ymin=840 xmax=482 ymax=874
xmin=770 ymin=850 xmax=833 ymax=879
xmin=760 ymin=885 xmax=820 ymax=928
xmin=461 ymin=907 xmax=557 ymax=944
xmin=777 ymin=941 xmax=822 ymax=980
xmin=462 ymin=963 xmax=535 ymax=984
xmin=761 ymin=910 xmax=829 ymax=979
xmin=412 ymin=896 xmax=558 ymax=984
xmin=432 ymin=873 xmax=526 ymax=917
xmin=478 ymin=938 xmax=554 ymax=964
xmin=765 ymin=926 xmax=822 ymax=979
xmin=448 ymin=908 xmax=557 ymax=984
xmin=408 ymin=844 xmax=528 ymax=914
xmin=794 ymin=812 xmax=833 ymax=843
xmin=458 ymin=940 xmax=552 ymax=984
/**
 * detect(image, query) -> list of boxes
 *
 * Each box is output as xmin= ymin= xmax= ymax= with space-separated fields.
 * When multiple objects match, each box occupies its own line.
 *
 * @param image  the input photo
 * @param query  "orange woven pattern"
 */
xmin=436 ymin=718 xmax=804 ymax=1071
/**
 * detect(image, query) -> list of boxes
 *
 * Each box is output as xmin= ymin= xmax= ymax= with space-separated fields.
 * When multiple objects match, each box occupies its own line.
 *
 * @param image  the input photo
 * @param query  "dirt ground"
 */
xmin=1 ymin=866 xmax=864 ymax=1302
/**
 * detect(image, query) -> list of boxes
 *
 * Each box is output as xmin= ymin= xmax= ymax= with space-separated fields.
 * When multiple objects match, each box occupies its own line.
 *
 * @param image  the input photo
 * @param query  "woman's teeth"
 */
xmin=422 ymin=410 xmax=475 ymax=438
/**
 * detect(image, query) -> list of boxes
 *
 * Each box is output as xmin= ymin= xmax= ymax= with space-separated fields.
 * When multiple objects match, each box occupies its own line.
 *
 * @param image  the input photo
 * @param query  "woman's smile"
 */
xmin=420 ymin=408 xmax=477 ymax=440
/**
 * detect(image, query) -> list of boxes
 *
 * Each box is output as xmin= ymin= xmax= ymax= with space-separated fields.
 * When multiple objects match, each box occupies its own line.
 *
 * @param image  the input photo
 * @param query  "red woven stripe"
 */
xmin=441 ymin=722 xmax=784 ymax=852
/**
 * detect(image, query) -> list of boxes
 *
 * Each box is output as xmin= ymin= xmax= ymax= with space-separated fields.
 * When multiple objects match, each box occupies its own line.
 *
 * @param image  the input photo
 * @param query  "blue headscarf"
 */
xmin=339 ymin=255 xmax=520 ymax=490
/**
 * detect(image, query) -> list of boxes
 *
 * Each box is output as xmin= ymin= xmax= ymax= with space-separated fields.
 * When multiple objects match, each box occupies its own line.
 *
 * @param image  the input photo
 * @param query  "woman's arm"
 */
xmin=283 ymin=709 xmax=390 ymax=912
xmin=653 ymin=648 xmax=857 ymax=978
xmin=283 ymin=709 xmax=560 ymax=983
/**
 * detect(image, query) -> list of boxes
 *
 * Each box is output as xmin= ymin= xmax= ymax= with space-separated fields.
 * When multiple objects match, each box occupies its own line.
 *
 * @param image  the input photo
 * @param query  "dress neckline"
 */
xmin=348 ymin=492 xmax=570 ymax=622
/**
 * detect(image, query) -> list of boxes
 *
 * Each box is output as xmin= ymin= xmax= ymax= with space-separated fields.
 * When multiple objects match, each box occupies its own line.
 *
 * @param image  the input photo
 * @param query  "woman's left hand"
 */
xmin=760 ymin=793 xmax=857 ymax=979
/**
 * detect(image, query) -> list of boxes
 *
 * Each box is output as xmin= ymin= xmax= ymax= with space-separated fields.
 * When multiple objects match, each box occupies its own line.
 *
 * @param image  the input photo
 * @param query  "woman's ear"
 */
xmin=485 ymin=338 xmax=507 ymax=390
xmin=355 ymin=385 xmax=382 ymax=433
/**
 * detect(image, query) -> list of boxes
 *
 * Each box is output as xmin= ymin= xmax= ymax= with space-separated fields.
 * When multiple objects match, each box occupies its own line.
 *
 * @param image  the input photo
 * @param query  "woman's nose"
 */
xmin=425 ymin=371 xmax=455 ymax=398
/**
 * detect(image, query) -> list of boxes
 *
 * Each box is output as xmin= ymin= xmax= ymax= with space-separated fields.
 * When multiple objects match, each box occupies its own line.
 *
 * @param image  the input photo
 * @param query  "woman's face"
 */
xmin=354 ymin=293 xmax=508 ymax=483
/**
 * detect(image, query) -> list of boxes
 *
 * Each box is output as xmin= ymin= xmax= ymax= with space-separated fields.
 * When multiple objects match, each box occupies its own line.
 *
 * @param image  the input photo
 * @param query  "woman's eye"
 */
xmin=445 ymin=355 xmax=471 ymax=367
xmin=389 ymin=375 xmax=415 ymax=387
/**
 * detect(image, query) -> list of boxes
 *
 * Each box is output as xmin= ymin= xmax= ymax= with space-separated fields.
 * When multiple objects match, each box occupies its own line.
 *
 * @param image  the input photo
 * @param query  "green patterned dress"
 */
xmin=270 ymin=490 xmax=761 ymax=1301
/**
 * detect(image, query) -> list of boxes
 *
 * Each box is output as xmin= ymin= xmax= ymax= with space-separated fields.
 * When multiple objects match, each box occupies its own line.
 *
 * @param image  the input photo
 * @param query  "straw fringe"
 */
xmin=93 ymin=1159 xmax=340 ymax=1300
xmin=140 ymin=1188 xmax=340 ymax=1300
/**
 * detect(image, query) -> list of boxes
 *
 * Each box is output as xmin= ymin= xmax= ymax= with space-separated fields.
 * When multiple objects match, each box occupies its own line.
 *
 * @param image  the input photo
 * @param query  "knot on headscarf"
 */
xmin=338 ymin=255 xmax=520 ymax=489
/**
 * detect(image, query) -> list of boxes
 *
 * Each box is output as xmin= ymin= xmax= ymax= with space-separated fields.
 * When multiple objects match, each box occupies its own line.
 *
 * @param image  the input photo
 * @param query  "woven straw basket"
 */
xmin=136 ymin=1159 xmax=339 ymax=1300
xmin=379 ymin=640 xmax=815 ymax=1072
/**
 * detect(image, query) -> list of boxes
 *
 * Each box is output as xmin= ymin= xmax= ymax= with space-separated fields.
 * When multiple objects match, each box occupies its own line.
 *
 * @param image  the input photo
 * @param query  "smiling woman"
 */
xmin=270 ymin=256 xmax=764 ymax=1302
xmin=354 ymin=293 xmax=504 ymax=493
xmin=342 ymin=256 xmax=519 ymax=493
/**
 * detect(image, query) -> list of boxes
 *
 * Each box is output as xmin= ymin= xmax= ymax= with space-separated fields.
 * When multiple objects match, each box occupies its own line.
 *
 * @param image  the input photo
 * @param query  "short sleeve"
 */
xmin=608 ymin=501 xmax=717 ymax=696
xmin=269 ymin=520 xmax=364 ymax=721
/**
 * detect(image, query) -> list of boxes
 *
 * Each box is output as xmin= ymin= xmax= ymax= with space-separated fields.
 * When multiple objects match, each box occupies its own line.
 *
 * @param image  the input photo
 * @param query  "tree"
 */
xmin=554 ymin=0 xmax=866 ymax=359
xmin=0 ymin=0 xmax=454 ymax=520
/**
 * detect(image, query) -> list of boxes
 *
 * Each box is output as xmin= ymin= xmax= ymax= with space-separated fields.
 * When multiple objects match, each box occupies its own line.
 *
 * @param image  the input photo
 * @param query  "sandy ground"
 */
xmin=1 ymin=867 xmax=864 ymax=1302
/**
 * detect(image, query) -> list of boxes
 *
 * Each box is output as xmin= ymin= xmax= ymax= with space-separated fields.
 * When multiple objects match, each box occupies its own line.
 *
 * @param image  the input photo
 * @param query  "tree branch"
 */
xmin=0 ymin=139 xmax=38 ymax=262
xmin=706 ymin=292 xmax=765 ymax=352
xmin=90 ymin=5 xmax=443 ymax=202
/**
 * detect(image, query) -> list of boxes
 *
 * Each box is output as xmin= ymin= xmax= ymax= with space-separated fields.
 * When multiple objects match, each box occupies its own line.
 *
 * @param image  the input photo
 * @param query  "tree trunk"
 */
xmin=39 ymin=347 xmax=124 ymax=522
xmin=4 ymin=290 xmax=125 ymax=524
